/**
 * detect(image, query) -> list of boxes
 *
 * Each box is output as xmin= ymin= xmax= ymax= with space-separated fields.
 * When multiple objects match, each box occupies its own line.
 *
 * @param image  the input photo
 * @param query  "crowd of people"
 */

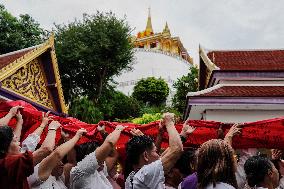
xmin=0 ymin=105 xmax=284 ymax=189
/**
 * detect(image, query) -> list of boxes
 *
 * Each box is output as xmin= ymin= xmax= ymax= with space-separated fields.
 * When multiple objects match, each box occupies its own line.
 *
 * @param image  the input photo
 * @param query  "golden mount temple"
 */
xmin=132 ymin=8 xmax=193 ymax=64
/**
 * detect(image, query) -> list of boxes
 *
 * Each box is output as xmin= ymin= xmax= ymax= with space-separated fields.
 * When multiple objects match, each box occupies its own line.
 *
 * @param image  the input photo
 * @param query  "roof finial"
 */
xmin=163 ymin=21 xmax=171 ymax=35
xmin=145 ymin=7 xmax=153 ymax=34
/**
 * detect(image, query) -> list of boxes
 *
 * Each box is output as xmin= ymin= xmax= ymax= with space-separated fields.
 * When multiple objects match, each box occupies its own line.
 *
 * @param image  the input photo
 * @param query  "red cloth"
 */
xmin=2 ymin=100 xmax=284 ymax=159
xmin=0 ymin=151 xmax=34 ymax=189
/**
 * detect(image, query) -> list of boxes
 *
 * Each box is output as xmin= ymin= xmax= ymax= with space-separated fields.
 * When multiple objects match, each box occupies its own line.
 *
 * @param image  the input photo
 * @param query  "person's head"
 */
xmin=126 ymin=135 xmax=159 ymax=171
xmin=0 ymin=126 xmax=21 ymax=158
xmin=51 ymin=161 xmax=64 ymax=178
xmin=197 ymin=139 xmax=237 ymax=189
xmin=244 ymin=156 xmax=279 ymax=189
xmin=166 ymin=149 xmax=196 ymax=187
xmin=75 ymin=141 xmax=100 ymax=162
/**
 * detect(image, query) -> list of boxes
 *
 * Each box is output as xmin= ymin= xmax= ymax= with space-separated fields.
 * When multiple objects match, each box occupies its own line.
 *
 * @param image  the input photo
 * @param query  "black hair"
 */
xmin=75 ymin=141 xmax=100 ymax=162
xmin=174 ymin=148 xmax=196 ymax=176
xmin=124 ymin=135 xmax=154 ymax=178
xmin=244 ymin=155 xmax=273 ymax=187
xmin=0 ymin=126 xmax=13 ymax=159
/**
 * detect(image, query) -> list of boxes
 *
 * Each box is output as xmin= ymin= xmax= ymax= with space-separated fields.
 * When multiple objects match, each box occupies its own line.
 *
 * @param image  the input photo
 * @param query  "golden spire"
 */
xmin=163 ymin=22 xmax=171 ymax=36
xmin=145 ymin=7 xmax=153 ymax=34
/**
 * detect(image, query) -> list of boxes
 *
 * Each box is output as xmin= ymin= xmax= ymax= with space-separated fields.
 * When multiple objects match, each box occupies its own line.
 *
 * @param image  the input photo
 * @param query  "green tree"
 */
xmin=68 ymin=96 xmax=103 ymax=124
xmin=0 ymin=4 xmax=45 ymax=54
xmin=54 ymin=11 xmax=134 ymax=102
xmin=172 ymin=67 xmax=198 ymax=113
xmin=96 ymin=88 xmax=140 ymax=120
xmin=132 ymin=77 xmax=169 ymax=106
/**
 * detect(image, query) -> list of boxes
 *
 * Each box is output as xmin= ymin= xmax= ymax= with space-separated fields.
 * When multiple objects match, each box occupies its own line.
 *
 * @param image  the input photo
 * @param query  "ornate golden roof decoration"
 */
xmin=0 ymin=34 xmax=68 ymax=113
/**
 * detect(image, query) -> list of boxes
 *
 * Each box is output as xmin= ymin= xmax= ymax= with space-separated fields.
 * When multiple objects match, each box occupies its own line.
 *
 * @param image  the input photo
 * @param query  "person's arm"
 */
xmin=21 ymin=112 xmax=53 ymax=153
xmin=180 ymin=120 xmax=196 ymax=143
xmin=13 ymin=112 xmax=23 ymax=141
xmin=33 ymin=111 xmax=52 ymax=137
xmin=0 ymin=106 xmax=23 ymax=126
xmin=95 ymin=125 xmax=125 ymax=165
xmin=105 ymin=148 xmax=119 ymax=172
xmin=74 ymin=125 xmax=125 ymax=175
xmin=224 ymin=123 xmax=242 ymax=147
xmin=32 ymin=121 xmax=61 ymax=165
xmin=97 ymin=125 xmax=109 ymax=140
xmin=160 ymin=113 xmax=183 ymax=174
xmin=155 ymin=121 xmax=165 ymax=153
xmin=37 ymin=128 xmax=86 ymax=181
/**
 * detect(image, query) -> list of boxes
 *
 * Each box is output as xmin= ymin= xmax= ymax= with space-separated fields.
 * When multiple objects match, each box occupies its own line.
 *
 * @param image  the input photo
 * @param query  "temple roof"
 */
xmin=188 ymin=84 xmax=284 ymax=97
xmin=0 ymin=35 xmax=67 ymax=114
xmin=0 ymin=47 xmax=36 ymax=69
xmin=207 ymin=50 xmax=284 ymax=71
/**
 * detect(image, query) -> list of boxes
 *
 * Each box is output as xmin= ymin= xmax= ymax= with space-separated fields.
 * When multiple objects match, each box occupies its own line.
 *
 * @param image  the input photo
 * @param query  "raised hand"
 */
xmin=9 ymin=106 xmax=24 ymax=116
xmin=115 ymin=125 xmax=125 ymax=132
xmin=75 ymin=128 xmax=87 ymax=138
xmin=48 ymin=121 xmax=61 ymax=130
xmin=162 ymin=112 xmax=175 ymax=125
xmin=130 ymin=128 xmax=144 ymax=136
xmin=15 ymin=111 xmax=23 ymax=122
xmin=97 ymin=125 xmax=106 ymax=133
xmin=272 ymin=149 xmax=283 ymax=160
xmin=182 ymin=122 xmax=196 ymax=134
xmin=42 ymin=111 xmax=53 ymax=126
xmin=226 ymin=123 xmax=243 ymax=138
xmin=224 ymin=123 xmax=243 ymax=146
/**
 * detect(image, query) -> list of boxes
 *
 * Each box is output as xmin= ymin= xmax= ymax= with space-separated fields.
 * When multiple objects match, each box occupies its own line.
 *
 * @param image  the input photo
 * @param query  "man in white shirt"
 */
xmin=125 ymin=113 xmax=183 ymax=189
xmin=70 ymin=125 xmax=125 ymax=189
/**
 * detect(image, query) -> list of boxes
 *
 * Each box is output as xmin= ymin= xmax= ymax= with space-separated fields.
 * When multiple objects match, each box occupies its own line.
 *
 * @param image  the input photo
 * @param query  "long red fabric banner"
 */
xmin=2 ymin=100 xmax=284 ymax=157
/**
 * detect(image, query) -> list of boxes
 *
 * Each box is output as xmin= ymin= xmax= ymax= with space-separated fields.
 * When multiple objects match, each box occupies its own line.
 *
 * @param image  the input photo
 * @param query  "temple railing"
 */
xmin=133 ymin=48 xmax=192 ymax=66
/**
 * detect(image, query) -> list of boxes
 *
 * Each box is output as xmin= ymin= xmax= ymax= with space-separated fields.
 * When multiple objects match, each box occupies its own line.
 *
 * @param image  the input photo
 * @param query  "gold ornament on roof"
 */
xmin=2 ymin=58 xmax=53 ymax=109
xmin=133 ymin=9 xmax=193 ymax=64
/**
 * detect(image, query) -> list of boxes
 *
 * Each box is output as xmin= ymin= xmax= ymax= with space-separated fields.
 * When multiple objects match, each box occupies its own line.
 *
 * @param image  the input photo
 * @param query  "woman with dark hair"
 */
xmin=244 ymin=156 xmax=279 ymax=189
xmin=0 ymin=125 xmax=34 ymax=189
xmin=197 ymin=139 xmax=238 ymax=189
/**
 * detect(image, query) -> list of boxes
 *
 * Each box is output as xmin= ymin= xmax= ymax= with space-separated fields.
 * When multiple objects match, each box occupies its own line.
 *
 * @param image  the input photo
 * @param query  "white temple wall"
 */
xmin=204 ymin=109 xmax=284 ymax=123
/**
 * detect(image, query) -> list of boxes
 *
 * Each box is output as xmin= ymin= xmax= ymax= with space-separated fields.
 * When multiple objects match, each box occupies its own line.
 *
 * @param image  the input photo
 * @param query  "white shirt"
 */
xmin=236 ymin=149 xmax=257 ymax=189
xmin=21 ymin=133 xmax=40 ymax=153
xmin=27 ymin=164 xmax=67 ymax=189
xmin=125 ymin=159 xmax=165 ymax=189
xmin=205 ymin=182 xmax=236 ymax=189
xmin=70 ymin=150 xmax=112 ymax=189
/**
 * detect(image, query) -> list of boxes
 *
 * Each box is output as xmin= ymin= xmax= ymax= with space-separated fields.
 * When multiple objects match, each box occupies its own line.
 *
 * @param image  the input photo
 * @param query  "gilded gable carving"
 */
xmin=1 ymin=59 xmax=53 ymax=109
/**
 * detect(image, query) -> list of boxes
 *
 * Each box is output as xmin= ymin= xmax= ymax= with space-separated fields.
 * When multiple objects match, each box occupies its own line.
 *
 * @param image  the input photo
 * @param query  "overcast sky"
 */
xmin=2 ymin=0 xmax=284 ymax=63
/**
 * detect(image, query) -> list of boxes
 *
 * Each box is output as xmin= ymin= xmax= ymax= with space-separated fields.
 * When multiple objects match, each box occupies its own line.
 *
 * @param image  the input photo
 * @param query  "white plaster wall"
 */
xmin=204 ymin=109 xmax=284 ymax=123
xmin=114 ymin=49 xmax=192 ymax=96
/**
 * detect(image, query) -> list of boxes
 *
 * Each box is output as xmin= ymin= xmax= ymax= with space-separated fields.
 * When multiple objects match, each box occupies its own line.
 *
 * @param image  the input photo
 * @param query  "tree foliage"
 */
xmin=132 ymin=77 xmax=169 ymax=106
xmin=172 ymin=67 xmax=198 ymax=113
xmin=54 ymin=11 xmax=134 ymax=102
xmin=68 ymin=96 xmax=103 ymax=124
xmin=96 ymin=88 xmax=140 ymax=120
xmin=0 ymin=4 xmax=46 ymax=54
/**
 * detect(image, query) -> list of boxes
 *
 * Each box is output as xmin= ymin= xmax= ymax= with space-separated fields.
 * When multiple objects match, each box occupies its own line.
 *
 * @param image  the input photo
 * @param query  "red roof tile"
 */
xmin=0 ymin=48 xmax=34 ymax=70
xmin=198 ymin=86 xmax=284 ymax=97
xmin=207 ymin=50 xmax=284 ymax=71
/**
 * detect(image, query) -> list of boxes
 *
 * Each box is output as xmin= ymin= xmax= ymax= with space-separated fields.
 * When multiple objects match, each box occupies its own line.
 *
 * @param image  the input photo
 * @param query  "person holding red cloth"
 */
xmin=0 ymin=106 xmax=35 ymax=189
